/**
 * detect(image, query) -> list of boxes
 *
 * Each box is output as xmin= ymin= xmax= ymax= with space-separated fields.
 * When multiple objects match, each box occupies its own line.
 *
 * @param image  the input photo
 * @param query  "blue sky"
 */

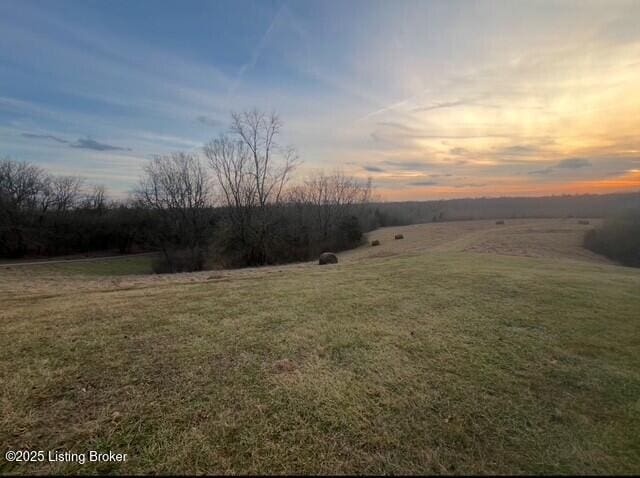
xmin=1 ymin=0 xmax=640 ymax=199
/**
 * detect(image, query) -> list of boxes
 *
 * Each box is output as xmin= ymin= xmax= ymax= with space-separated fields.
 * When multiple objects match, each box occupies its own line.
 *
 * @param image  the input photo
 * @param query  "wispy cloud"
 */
xmin=497 ymin=144 xmax=541 ymax=156
xmin=363 ymin=165 xmax=385 ymax=172
xmin=196 ymin=115 xmax=221 ymax=127
xmin=70 ymin=138 xmax=131 ymax=152
xmin=557 ymin=158 xmax=592 ymax=169
xmin=22 ymin=131 xmax=132 ymax=152
xmin=453 ymin=182 xmax=487 ymax=188
xmin=382 ymin=159 xmax=439 ymax=171
xmin=408 ymin=180 xmax=438 ymax=187
xmin=528 ymin=167 xmax=554 ymax=175
xmin=229 ymin=3 xmax=287 ymax=95
xmin=449 ymin=147 xmax=469 ymax=156
xmin=528 ymin=158 xmax=592 ymax=175
xmin=21 ymin=133 xmax=69 ymax=144
xmin=411 ymin=97 xmax=495 ymax=113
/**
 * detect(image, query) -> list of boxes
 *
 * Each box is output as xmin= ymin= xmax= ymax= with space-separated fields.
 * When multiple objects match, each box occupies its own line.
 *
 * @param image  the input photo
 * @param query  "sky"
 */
xmin=1 ymin=0 xmax=640 ymax=201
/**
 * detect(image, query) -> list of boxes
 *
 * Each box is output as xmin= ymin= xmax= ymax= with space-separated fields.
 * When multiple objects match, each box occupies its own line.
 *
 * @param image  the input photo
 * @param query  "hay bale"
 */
xmin=394 ymin=234 xmax=404 ymax=240
xmin=495 ymin=220 xmax=505 ymax=225
xmin=371 ymin=240 xmax=381 ymax=246
xmin=578 ymin=220 xmax=590 ymax=225
xmin=318 ymin=252 xmax=338 ymax=265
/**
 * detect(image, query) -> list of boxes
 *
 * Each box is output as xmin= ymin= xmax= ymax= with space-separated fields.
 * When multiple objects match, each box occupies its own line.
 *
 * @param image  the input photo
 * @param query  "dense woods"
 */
xmin=2 ymin=110 xmax=640 ymax=271
xmin=584 ymin=211 xmax=640 ymax=267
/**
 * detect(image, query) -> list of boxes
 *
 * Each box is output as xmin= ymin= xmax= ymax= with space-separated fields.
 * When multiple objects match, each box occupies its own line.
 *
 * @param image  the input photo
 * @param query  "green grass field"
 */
xmin=1 ymin=220 xmax=639 ymax=474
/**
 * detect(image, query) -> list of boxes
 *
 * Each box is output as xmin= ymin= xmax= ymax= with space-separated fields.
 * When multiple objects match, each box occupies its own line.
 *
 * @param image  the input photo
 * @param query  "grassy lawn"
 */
xmin=1 ymin=251 xmax=639 ymax=474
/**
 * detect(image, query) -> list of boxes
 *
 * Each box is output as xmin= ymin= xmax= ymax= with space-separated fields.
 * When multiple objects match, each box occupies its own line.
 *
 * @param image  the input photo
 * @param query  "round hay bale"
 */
xmin=371 ymin=240 xmax=381 ymax=246
xmin=394 ymin=234 xmax=404 ymax=240
xmin=318 ymin=252 xmax=338 ymax=265
xmin=495 ymin=220 xmax=505 ymax=225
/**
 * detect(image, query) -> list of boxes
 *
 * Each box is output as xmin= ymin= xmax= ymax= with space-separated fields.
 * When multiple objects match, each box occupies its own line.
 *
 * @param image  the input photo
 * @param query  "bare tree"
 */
xmin=136 ymin=152 xmax=213 ymax=272
xmin=203 ymin=109 xmax=298 ymax=265
xmin=0 ymin=158 xmax=51 ymax=256
xmin=82 ymin=185 xmax=107 ymax=214
xmin=51 ymin=176 xmax=83 ymax=214
xmin=290 ymin=171 xmax=371 ymax=240
xmin=229 ymin=110 xmax=297 ymax=207
xmin=0 ymin=158 xmax=47 ymax=211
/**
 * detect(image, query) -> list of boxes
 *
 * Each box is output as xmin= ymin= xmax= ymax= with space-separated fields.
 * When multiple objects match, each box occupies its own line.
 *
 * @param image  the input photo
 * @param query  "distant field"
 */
xmin=1 ymin=219 xmax=639 ymax=474
xmin=0 ymin=218 xmax=609 ymax=282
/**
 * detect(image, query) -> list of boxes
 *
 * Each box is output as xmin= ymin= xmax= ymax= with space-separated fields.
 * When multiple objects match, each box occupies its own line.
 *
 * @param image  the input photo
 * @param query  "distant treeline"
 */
xmin=0 ymin=157 xmax=372 ymax=270
xmin=584 ymin=211 xmax=640 ymax=267
xmin=1 ymin=111 xmax=373 ymax=271
xmin=369 ymin=193 xmax=640 ymax=226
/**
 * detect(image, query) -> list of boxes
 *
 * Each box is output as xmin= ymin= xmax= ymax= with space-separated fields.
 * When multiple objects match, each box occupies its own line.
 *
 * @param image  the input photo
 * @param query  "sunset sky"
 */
xmin=1 ymin=0 xmax=639 ymax=200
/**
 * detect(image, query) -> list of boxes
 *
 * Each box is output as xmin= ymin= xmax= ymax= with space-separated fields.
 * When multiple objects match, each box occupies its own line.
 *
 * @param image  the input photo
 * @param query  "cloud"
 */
xmin=453 ymin=182 xmax=487 ymax=188
xmin=376 ymin=121 xmax=417 ymax=134
xmin=412 ymin=94 xmax=502 ymax=114
xmin=557 ymin=158 xmax=591 ymax=169
xmin=408 ymin=180 xmax=439 ymax=186
xmin=528 ymin=158 xmax=593 ymax=175
xmin=412 ymin=99 xmax=471 ymax=113
xmin=196 ymin=115 xmax=221 ymax=127
xmin=382 ymin=159 xmax=437 ymax=170
xmin=229 ymin=3 xmax=287 ymax=94
xmin=498 ymin=144 xmax=540 ymax=156
xmin=375 ymin=121 xmax=511 ymax=140
xmin=70 ymin=138 xmax=131 ymax=152
xmin=449 ymin=147 xmax=469 ymax=155
xmin=21 ymin=132 xmax=69 ymax=144
xmin=21 ymin=130 xmax=134 ymax=153
xmin=363 ymin=165 xmax=385 ymax=172
xmin=528 ymin=167 xmax=554 ymax=175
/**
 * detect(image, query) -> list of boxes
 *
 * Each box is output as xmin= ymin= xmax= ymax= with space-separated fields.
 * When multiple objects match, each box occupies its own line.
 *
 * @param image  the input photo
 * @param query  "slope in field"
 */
xmin=342 ymin=218 xmax=610 ymax=265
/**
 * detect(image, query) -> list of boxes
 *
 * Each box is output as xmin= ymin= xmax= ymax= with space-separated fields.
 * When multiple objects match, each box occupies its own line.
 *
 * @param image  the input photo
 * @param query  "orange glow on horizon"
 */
xmin=376 ymin=171 xmax=640 ymax=201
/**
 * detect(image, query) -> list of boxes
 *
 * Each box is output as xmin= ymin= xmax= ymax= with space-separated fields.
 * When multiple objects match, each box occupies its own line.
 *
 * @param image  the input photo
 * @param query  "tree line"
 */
xmin=584 ymin=210 xmax=640 ymax=267
xmin=1 ymin=110 xmax=373 ymax=272
xmin=369 ymin=193 xmax=640 ymax=225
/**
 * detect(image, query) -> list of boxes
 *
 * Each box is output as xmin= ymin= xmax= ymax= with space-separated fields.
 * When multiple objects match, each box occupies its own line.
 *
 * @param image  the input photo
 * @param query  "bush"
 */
xmin=584 ymin=212 xmax=640 ymax=267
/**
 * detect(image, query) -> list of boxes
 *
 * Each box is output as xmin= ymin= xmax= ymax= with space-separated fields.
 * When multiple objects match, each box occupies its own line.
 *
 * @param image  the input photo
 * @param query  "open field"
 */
xmin=1 ymin=219 xmax=639 ymax=474
xmin=0 ymin=218 xmax=609 ymax=284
